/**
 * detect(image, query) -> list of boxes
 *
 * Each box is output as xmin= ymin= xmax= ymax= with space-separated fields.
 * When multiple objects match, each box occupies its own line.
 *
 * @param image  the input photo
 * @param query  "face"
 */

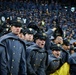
xmin=11 ymin=26 xmax=22 ymax=35
xmin=18 ymin=33 xmax=24 ymax=39
xmin=62 ymin=45 xmax=70 ymax=50
xmin=24 ymin=33 xmax=34 ymax=41
xmin=54 ymin=36 xmax=63 ymax=44
xmin=73 ymin=42 xmax=76 ymax=47
xmin=36 ymin=39 xmax=46 ymax=48
xmin=70 ymin=50 xmax=74 ymax=54
xmin=52 ymin=50 xmax=61 ymax=58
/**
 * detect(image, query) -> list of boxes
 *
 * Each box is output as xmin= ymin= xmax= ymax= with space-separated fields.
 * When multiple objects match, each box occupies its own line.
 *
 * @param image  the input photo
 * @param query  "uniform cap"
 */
xmin=34 ymin=32 xmax=47 ymax=40
xmin=53 ymin=25 xmax=63 ymax=38
xmin=24 ymin=28 xmax=36 ymax=35
xmin=63 ymin=39 xmax=70 ymax=46
xmin=51 ymin=44 xmax=62 ymax=51
xmin=11 ymin=21 xmax=22 ymax=27
xmin=27 ymin=22 xmax=40 ymax=32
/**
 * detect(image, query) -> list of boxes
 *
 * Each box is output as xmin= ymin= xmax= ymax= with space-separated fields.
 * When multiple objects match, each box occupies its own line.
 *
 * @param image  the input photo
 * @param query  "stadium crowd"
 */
xmin=0 ymin=0 xmax=76 ymax=38
xmin=0 ymin=0 xmax=76 ymax=75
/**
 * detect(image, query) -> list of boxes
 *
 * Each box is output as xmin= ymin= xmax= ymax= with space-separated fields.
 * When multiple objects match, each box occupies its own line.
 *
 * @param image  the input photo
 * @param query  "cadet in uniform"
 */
xmin=24 ymin=28 xmax=36 ymax=48
xmin=50 ymin=26 xmax=68 ymax=65
xmin=61 ymin=39 xmax=70 ymax=64
xmin=0 ymin=44 xmax=7 ymax=75
xmin=26 ymin=32 xmax=47 ymax=75
xmin=68 ymin=47 xmax=76 ymax=75
xmin=46 ymin=44 xmax=62 ymax=75
xmin=18 ymin=28 xmax=25 ymax=39
xmin=0 ymin=21 xmax=27 ymax=75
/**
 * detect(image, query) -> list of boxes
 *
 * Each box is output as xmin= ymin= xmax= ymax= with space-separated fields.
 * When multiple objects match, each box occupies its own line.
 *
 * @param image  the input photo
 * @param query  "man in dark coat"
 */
xmin=46 ymin=44 xmax=62 ymax=75
xmin=68 ymin=47 xmax=76 ymax=75
xmin=0 ymin=44 xmax=7 ymax=75
xmin=26 ymin=32 xmax=47 ymax=75
xmin=61 ymin=39 xmax=70 ymax=64
xmin=0 ymin=21 xmax=27 ymax=75
xmin=24 ymin=28 xmax=36 ymax=48
xmin=50 ymin=26 xmax=69 ymax=65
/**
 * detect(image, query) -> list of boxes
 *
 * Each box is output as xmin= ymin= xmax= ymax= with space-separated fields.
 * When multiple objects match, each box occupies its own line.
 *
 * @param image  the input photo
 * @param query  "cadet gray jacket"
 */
xmin=0 ymin=32 xmax=27 ymax=75
xmin=68 ymin=53 xmax=76 ymax=75
xmin=46 ymin=54 xmax=61 ymax=75
xmin=26 ymin=44 xmax=47 ymax=75
xmin=24 ymin=40 xmax=35 ymax=48
xmin=0 ymin=44 xmax=7 ymax=75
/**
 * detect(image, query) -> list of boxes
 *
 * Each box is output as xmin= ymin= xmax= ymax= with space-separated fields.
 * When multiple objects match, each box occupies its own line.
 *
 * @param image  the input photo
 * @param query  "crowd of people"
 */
xmin=0 ymin=0 xmax=76 ymax=75
xmin=0 ymin=0 xmax=76 ymax=38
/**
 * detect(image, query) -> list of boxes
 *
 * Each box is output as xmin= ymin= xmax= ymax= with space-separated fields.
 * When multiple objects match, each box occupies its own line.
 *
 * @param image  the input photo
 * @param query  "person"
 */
xmin=50 ymin=25 xmax=63 ymax=47
xmin=45 ymin=26 xmax=63 ymax=52
xmin=48 ymin=26 xmax=62 ymax=56
xmin=46 ymin=44 xmax=70 ymax=75
xmin=26 ymin=32 xmax=47 ymax=75
xmin=62 ymin=39 xmax=70 ymax=52
xmin=68 ymin=47 xmax=76 ymax=75
xmin=18 ymin=28 xmax=25 ymax=40
xmin=0 ymin=21 xmax=27 ymax=75
xmin=50 ymin=26 xmax=68 ymax=65
xmin=24 ymin=28 xmax=36 ymax=48
xmin=69 ymin=46 xmax=75 ymax=54
xmin=0 ymin=44 xmax=7 ymax=75
xmin=0 ymin=22 xmax=10 ymax=37
xmin=61 ymin=39 xmax=70 ymax=64
xmin=46 ymin=44 xmax=62 ymax=75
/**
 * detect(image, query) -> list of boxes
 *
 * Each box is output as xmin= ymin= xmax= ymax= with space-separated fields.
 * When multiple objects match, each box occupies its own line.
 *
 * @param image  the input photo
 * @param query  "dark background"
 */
xmin=1 ymin=0 xmax=76 ymax=6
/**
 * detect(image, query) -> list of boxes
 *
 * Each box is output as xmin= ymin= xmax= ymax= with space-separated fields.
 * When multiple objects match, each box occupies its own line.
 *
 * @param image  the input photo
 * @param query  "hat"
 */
xmin=20 ymin=28 xmax=25 ymax=35
xmin=53 ymin=25 xmax=63 ymax=38
xmin=34 ymin=32 xmax=47 ymax=41
xmin=51 ymin=44 xmax=62 ymax=51
xmin=27 ymin=22 xmax=40 ymax=32
xmin=24 ymin=28 xmax=36 ymax=35
xmin=70 ymin=46 xmax=76 ymax=52
xmin=63 ymin=39 xmax=70 ymax=46
xmin=11 ymin=21 xmax=22 ymax=27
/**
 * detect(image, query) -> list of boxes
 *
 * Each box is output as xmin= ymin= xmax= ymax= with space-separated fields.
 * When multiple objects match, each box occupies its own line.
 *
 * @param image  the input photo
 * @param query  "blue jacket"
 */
xmin=0 ymin=32 xmax=27 ymax=75
xmin=60 ymin=49 xmax=69 ymax=64
xmin=68 ymin=53 xmax=76 ymax=75
xmin=26 ymin=44 xmax=47 ymax=75
xmin=24 ymin=40 xmax=35 ymax=48
xmin=46 ymin=54 xmax=61 ymax=75
xmin=0 ymin=44 xmax=7 ymax=75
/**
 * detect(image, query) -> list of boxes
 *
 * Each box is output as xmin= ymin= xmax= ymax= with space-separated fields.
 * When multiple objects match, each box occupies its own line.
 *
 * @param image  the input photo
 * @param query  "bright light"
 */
xmin=71 ymin=7 xmax=75 ymax=12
